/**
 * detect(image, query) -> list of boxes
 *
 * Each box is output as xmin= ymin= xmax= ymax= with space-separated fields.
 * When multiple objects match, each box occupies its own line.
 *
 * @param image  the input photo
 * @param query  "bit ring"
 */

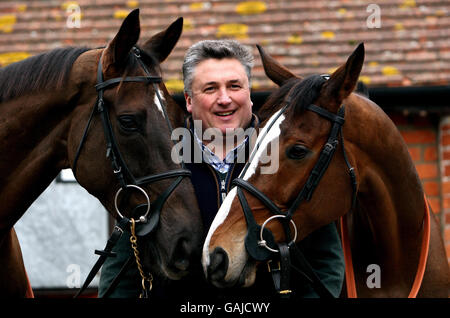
xmin=258 ymin=215 xmax=297 ymax=253
xmin=114 ymin=185 xmax=150 ymax=223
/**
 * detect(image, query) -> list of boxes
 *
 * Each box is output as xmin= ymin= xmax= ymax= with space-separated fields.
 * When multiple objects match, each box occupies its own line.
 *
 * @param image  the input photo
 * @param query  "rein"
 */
xmin=339 ymin=194 xmax=431 ymax=298
xmin=73 ymin=47 xmax=191 ymax=298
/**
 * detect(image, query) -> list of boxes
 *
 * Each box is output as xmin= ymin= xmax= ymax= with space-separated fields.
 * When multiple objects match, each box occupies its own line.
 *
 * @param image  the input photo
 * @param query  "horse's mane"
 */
xmin=0 ymin=46 xmax=91 ymax=103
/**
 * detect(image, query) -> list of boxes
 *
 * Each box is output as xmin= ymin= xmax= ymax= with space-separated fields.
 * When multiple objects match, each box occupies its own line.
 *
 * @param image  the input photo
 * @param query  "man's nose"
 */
xmin=217 ymin=88 xmax=232 ymax=105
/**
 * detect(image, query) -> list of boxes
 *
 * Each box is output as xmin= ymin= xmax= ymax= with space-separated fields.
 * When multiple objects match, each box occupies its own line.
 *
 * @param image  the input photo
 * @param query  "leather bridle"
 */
xmin=231 ymin=76 xmax=357 ymax=298
xmin=74 ymin=46 xmax=191 ymax=297
xmin=230 ymin=75 xmax=431 ymax=298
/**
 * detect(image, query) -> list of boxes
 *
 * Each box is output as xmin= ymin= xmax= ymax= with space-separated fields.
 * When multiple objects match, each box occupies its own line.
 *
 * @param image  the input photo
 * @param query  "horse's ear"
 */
xmin=103 ymin=9 xmax=140 ymax=69
xmin=322 ymin=43 xmax=365 ymax=104
xmin=257 ymin=44 xmax=298 ymax=87
xmin=141 ymin=17 xmax=183 ymax=63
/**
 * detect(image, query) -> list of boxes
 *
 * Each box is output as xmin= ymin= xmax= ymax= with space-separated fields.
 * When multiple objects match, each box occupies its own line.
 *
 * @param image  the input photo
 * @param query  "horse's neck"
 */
xmin=0 ymin=94 xmax=72 ymax=230
xmin=346 ymin=95 xmax=426 ymax=295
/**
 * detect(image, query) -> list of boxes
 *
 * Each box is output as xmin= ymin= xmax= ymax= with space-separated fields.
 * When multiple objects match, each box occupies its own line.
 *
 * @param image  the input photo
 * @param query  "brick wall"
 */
xmin=439 ymin=116 xmax=450 ymax=266
xmin=391 ymin=112 xmax=450 ymax=267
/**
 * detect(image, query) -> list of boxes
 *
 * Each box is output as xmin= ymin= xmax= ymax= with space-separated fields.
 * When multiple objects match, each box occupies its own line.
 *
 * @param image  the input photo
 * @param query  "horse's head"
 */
xmin=67 ymin=10 xmax=203 ymax=280
xmin=202 ymin=43 xmax=365 ymax=288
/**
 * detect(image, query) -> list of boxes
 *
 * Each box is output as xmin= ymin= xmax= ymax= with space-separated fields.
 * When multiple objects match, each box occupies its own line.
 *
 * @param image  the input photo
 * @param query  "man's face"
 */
xmin=185 ymin=58 xmax=253 ymax=135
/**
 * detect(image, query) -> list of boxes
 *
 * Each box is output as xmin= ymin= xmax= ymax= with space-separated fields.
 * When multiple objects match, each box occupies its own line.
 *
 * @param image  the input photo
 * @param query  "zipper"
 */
xmin=220 ymin=163 xmax=237 ymax=203
xmin=205 ymin=164 xmax=222 ymax=210
xmin=206 ymin=163 xmax=235 ymax=205
xmin=221 ymin=181 xmax=226 ymax=201
xmin=218 ymin=172 xmax=227 ymax=203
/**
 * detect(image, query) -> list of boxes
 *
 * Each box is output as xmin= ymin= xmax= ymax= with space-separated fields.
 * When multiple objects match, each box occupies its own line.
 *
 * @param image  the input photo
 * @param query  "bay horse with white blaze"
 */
xmin=203 ymin=43 xmax=449 ymax=297
xmin=0 ymin=9 xmax=202 ymax=297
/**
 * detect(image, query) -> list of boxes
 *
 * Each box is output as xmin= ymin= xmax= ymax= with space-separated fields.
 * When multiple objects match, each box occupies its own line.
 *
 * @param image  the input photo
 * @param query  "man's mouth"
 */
xmin=215 ymin=110 xmax=236 ymax=117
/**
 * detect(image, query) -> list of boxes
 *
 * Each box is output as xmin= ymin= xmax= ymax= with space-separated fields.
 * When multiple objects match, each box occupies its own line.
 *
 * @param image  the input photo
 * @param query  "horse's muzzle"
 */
xmin=165 ymin=235 xmax=200 ymax=279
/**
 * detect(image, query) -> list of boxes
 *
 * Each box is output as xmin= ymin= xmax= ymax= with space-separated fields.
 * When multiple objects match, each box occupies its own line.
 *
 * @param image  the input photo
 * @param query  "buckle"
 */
xmin=132 ymin=47 xmax=141 ymax=58
xmin=113 ymin=225 xmax=124 ymax=234
xmin=267 ymin=260 xmax=281 ymax=272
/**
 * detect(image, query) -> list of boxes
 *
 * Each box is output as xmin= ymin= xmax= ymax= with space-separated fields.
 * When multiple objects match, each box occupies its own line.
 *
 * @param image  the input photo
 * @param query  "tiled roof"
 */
xmin=0 ymin=0 xmax=449 ymax=92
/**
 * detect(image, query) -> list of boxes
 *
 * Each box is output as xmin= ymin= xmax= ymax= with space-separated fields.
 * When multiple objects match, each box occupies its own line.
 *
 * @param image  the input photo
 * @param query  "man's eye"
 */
xmin=204 ymin=87 xmax=215 ymax=93
xmin=118 ymin=115 xmax=140 ymax=132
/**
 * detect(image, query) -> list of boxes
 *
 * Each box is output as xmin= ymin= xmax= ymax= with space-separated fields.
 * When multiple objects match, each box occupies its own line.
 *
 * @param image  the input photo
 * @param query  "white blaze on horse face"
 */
xmin=242 ymin=109 xmax=285 ymax=180
xmin=154 ymin=88 xmax=166 ymax=118
xmin=202 ymin=109 xmax=285 ymax=272
xmin=202 ymin=187 xmax=237 ymax=270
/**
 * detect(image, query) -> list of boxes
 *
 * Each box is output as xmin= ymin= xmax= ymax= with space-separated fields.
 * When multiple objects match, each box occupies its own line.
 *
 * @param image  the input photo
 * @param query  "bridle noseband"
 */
xmin=231 ymin=76 xmax=357 ymax=297
xmin=74 ymin=46 xmax=191 ymax=298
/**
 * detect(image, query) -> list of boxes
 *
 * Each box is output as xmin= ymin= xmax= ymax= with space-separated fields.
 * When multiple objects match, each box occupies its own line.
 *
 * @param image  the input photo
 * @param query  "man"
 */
xmin=181 ymin=40 xmax=257 ymax=230
xmin=98 ymin=40 xmax=345 ymax=298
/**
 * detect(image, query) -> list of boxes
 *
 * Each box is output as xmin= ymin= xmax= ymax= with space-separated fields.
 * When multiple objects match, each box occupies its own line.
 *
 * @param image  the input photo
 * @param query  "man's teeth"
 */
xmin=217 ymin=111 xmax=234 ymax=116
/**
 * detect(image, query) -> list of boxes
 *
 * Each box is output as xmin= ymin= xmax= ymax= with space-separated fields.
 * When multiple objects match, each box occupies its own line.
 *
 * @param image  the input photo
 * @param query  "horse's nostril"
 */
xmin=170 ymin=237 xmax=194 ymax=272
xmin=208 ymin=247 xmax=229 ymax=282
xmin=173 ymin=258 xmax=189 ymax=272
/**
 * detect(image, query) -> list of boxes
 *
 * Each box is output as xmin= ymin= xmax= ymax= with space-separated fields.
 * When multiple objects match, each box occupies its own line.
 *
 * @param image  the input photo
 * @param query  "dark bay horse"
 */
xmin=0 ymin=9 xmax=202 ymax=297
xmin=202 ymin=43 xmax=449 ymax=297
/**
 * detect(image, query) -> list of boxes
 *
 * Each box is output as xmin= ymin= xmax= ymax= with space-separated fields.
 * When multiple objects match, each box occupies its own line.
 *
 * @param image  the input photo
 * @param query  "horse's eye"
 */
xmin=287 ymin=144 xmax=309 ymax=160
xmin=118 ymin=115 xmax=140 ymax=132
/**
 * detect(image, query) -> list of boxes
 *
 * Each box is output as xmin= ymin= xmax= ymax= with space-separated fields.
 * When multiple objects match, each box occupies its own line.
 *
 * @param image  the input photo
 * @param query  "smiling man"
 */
xmin=183 ymin=40 xmax=254 ymax=161
xmin=185 ymin=56 xmax=253 ymax=134
xmin=181 ymin=40 xmax=258 ymax=229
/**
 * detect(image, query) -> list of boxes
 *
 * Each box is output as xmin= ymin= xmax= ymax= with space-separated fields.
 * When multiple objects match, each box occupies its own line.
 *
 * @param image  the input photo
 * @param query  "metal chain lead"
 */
xmin=129 ymin=218 xmax=153 ymax=298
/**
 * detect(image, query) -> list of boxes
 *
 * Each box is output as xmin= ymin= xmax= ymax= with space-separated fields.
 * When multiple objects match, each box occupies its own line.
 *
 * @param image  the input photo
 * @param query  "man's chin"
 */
xmin=223 ymin=127 xmax=241 ymax=135
xmin=208 ymin=125 xmax=239 ymax=137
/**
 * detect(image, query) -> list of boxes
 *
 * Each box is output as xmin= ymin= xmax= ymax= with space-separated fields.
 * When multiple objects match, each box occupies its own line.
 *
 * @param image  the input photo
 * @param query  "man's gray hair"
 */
xmin=182 ymin=39 xmax=254 ymax=96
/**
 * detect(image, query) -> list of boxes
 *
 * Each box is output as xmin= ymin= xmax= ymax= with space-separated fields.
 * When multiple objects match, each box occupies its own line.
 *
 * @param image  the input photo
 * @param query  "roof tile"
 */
xmin=0 ymin=0 xmax=448 ymax=92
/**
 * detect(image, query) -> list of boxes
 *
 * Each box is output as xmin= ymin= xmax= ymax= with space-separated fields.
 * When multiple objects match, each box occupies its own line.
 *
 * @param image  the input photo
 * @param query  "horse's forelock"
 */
xmin=257 ymin=75 xmax=326 ymax=123
xmin=287 ymin=74 xmax=327 ymax=117
xmin=257 ymin=78 xmax=298 ymax=122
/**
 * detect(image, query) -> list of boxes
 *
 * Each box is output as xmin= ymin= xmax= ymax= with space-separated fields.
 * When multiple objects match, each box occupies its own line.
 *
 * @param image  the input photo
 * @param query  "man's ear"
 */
xmin=256 ymin=44 xmax=299 ymax=87
xmin=102 ymin=9 xmax=140 ymax=72
xmin=184 ymin=92 xmax=193 ymax=113
xmin=141 ymin=17 xmax=183 ymax=63
xmin=322 ymin=43 xmax=365 ymax=104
